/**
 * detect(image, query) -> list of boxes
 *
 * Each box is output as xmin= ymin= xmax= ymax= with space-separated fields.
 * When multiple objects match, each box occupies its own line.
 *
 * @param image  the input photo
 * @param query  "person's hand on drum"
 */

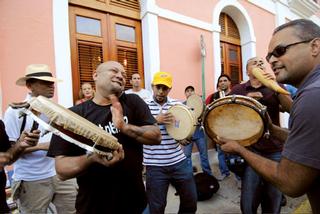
xmin=246 ymin=91 xmax=263 ymax=100
xmin=178 ymin=139 xmax=191 ymax=146
xmin=88 ymin=145 xmax=125 ymax=167
xmin=156 ymin=112 xmax=175 ymax=125
xmin=216 ymin=136 xmax=244 ymax=155
xmin=18 ymin=129 xmax=41 ymax=148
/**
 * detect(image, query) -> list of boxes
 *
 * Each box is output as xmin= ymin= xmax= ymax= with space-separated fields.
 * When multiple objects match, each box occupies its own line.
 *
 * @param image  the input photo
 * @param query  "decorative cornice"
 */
xmin=288 ymin=0 xmax=320 ymax=18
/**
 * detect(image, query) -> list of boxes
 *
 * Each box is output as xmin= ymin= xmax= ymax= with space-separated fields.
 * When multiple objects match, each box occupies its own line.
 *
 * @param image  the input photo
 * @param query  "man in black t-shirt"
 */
xmin=0 ymin=120 xmax=40 ymax=212
xmin=48 ymin=61 xmax=161 ymax=214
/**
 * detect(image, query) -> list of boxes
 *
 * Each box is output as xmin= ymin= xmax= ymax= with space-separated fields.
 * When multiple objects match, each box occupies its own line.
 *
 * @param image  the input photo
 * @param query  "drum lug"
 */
xmin=231 ymin=95 xmax=237 ymax=103
xmin=264 ymin=130 xmax=270 ymax=139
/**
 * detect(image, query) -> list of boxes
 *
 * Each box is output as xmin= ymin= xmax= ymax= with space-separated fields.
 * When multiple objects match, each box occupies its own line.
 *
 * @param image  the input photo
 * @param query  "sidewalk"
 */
xmin=165 ymin=150 xmax=307 ymax=214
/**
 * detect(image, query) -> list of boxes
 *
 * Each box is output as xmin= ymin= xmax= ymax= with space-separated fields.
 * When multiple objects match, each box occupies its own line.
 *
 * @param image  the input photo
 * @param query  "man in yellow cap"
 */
xmin=144 ymin=71 xmax=197 ymax=213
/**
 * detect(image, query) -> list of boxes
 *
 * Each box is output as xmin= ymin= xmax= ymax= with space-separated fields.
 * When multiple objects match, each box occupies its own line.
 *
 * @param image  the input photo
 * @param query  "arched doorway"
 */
xmin=219 ymin=13 xmax=242 ymax=85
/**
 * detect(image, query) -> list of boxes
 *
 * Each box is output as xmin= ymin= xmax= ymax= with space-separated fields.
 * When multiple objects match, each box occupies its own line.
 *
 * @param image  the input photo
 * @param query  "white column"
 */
xmin=141 ymin=0 xmax=160 ymax=91
xmin=52 ymin=0 xmax=74 ymax=107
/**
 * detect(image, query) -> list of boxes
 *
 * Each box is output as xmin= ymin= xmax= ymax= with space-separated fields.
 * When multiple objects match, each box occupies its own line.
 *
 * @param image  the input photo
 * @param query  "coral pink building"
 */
xmin=1 ymin=0 xmax=319 ymax=117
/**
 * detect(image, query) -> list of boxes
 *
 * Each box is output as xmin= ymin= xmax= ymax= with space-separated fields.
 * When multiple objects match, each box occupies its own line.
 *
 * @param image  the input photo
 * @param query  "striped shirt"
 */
xmin=143 ymin=98 xmax=186 ymax=166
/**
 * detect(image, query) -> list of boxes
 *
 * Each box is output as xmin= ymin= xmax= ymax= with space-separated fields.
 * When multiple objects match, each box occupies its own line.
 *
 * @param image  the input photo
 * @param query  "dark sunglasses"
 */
xmin=266 ymin=39 xmax=312 ymax=62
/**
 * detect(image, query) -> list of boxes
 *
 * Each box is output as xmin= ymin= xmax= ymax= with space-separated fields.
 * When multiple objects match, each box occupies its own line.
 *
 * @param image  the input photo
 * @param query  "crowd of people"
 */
xmin=0 ymin=18 xmax=319 ymax=214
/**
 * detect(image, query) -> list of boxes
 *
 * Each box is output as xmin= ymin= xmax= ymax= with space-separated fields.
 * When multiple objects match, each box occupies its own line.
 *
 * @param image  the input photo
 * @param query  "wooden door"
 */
xmin=69 ymin=6 xmax=143 ymax=102
xmin=220 ymin=42 xmax=242 ymax=85
xmin=219 ymin=13 xmax=242 ymax=85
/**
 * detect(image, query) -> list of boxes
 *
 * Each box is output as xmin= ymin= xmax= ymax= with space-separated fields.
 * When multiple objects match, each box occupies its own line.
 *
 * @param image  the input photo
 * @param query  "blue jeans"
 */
xmin=145 ymin=159 xmax=197 ymax=214
xmin=241 ymin=151 xmax=282 ymax=214
xmin=217 ymin=145 xmax=230 ymax=176
xmin=184 ymin=127 xmax=212 ymax=176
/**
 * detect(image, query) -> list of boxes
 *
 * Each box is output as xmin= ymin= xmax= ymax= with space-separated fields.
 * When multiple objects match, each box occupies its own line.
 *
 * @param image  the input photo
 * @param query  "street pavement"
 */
xmin=165 ymin=150 xmax=307 ymax=214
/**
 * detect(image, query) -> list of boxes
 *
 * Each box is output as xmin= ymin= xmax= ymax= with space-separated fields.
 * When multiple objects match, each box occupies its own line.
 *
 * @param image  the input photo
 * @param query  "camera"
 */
xmin=226 ymin=155 xmax=246 ymax=177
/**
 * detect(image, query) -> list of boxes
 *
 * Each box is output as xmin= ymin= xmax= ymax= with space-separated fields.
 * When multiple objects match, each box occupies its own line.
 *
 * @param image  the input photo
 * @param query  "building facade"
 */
xmin=1 ymin=0 xmax=320 ymax=115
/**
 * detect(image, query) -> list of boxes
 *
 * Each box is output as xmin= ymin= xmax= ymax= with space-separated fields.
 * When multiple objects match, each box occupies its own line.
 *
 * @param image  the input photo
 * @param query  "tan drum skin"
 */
xmin=186 ymin=94 xmax=204 ymax=120
xmin=27 ymin=95 xmax=121 ymax=155
xmin=166 ymin=104 xmax=197 ymax=140
xmin=203 ymin=95 xmax=267 ymax=147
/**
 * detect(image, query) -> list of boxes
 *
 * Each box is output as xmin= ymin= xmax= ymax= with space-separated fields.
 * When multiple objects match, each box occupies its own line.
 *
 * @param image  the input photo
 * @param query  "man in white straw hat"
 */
xmin=4 ymin=64 xmax=77 ymax=213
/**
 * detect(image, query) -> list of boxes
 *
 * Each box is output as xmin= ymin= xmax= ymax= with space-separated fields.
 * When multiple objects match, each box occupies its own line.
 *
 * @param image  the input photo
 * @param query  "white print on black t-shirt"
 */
xmin=98 ymin=116 xmax=128 ymax=135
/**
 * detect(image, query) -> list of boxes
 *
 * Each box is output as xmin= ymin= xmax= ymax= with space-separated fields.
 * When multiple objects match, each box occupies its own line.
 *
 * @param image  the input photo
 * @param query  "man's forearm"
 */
xmin=55 ymin=155 xmax=93 ymax=180
xmin=270 ymin=124 xmax=289 ymax=142
xmin=121 ymin=124 xmax=161 ymax=145
xmin=6 ymin=143 xmax=25 ymax=164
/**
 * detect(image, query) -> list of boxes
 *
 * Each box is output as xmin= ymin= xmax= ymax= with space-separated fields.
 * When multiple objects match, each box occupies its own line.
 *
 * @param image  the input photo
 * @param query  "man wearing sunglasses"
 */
xmin=218 ymin=19 xmax=320 ymax=213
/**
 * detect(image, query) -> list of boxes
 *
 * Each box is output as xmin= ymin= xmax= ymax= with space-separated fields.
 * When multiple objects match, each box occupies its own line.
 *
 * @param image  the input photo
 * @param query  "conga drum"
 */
xmin=20 ymin=95 xmax=121 ymax=156
xmin=186 ymin=94 xmax=204 ymax=120
xmin=203 ymin=95 xmax=267 ymax=146
xmin=165 ymin=104 xmax=197 ymax=140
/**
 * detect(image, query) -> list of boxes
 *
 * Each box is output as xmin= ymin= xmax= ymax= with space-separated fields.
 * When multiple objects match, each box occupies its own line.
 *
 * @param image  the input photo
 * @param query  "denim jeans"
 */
xmin=145 ymin=159 xmax=197 ymax=214
xmin=241 ymin=151 xmax=282 ymax=214
xmin=217 ymin=145 xmax=230 ymax=176
xmin=184 ymin=127 xmax=212 ymax=176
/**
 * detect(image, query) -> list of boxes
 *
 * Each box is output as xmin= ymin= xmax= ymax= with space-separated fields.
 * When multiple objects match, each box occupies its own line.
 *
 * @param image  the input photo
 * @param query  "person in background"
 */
xmin=205 ymin=74 xmax=232 ymax=105
xmin=48 ymin=61 xmax=161 ymax=213
xmin=0 ymin=120 xmax=40 ymax=213
xmin=206 ymin=75 xmax=233 ymax=181
xmin=75 ymin=82 xmax=95 ymax=105
xmin=125 ymin=73 xmax=152 ymax=101
xmin=222 ymin=57 xmax=292 ymax=214
xmin=144 ymin=71 xmax=197 ymax=214
xmin=218 ymin=18 xmax=320 ymax=214
xmin=4 ymin=64 xmax=77 ymax=214
xmin=183 ymin=85 xmax=212 ymax=176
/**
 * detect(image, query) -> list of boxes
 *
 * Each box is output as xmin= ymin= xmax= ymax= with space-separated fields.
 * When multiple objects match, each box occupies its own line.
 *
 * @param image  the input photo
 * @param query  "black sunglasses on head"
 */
xmin=266 ymin=39 xmax=313 ymax=62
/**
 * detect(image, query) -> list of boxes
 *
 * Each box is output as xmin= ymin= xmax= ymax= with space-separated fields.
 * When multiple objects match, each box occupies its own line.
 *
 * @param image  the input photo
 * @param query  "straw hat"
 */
xmin=16 ymin=64 xmax=62 ymax=86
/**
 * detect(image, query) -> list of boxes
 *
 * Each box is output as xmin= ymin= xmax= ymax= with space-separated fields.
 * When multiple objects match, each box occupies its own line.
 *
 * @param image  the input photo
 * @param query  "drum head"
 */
xmin=204 ymin=96 xmax=265 ymax=146
xmin=166 ymin=104 xmax=196 ymax=140
xmin=186 ymin=94 xmax=204 ymax=119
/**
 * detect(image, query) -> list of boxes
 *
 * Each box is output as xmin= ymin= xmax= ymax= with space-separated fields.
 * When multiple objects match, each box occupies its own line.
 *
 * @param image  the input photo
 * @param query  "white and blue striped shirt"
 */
xmin=143 ymin=98 xmax=186 ymax=166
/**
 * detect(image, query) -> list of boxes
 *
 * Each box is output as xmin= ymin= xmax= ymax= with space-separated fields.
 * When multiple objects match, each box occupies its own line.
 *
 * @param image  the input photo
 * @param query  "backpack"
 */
xmin=194 ymin=172 xmax=220 ymax=201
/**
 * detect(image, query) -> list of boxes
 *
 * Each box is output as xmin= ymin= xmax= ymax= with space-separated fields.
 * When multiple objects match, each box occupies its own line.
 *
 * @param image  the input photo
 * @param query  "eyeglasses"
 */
xmin=265 ymin=39 xmax=312 ymax=62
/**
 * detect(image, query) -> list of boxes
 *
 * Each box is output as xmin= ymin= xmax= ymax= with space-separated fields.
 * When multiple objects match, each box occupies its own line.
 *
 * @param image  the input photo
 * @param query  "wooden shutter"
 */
xmin=108 ymin=15 xmax=144 ymax=89
xmin=109 ymin=0 xmax=140 ymax=11
xmin=219 ymin=13 xmax=240 ymax=45
xmin=69 ymin=6 xmax=144 ymax=102
xmin=77 ymin=41 xmax=103 ymax=88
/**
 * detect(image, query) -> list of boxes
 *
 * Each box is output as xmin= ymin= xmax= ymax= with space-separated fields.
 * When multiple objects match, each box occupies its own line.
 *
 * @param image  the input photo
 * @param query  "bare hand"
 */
xmin=178 ymin=139 xmax=191 ymax=146
xmin=246 ymin=92 xmax=263 ymax=100
xmin=216 ymin=136 xmax=243 ymax=154
xmin=156 ymin=112 xmax=175 ymax=125
xmin=89 ymin=146 xmax=125 ymax=167
xmin=109 ymin=94 xmax=126 ymax=130
xmin=0 ymin=153 xmax=12 ymax=166
xmin=18 ymin=130 xmax=41 ymax=148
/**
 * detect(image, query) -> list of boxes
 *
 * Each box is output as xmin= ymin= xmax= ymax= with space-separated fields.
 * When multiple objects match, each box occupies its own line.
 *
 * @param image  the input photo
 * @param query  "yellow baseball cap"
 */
xmin=152 ymin=71 xmax=172 ymax=88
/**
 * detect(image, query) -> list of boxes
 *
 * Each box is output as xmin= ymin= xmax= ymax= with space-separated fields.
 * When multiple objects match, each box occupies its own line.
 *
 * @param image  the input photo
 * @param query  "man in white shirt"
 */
xmin=125 ymin=73 xmax=152 ymax=101
xmin=4 ymin=64 xmax=77 ymax=213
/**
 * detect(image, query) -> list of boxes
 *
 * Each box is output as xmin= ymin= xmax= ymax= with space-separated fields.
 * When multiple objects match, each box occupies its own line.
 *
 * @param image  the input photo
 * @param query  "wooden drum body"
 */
xmin=203 ymin=95 xmax=267 ymax=147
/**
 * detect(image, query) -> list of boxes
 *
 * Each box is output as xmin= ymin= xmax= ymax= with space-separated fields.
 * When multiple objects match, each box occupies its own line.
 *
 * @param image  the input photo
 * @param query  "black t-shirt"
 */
xmin=0 ymin=120 xmax=11 ymax=213
xmin=48 ymin=94 xmax=156 ymax=214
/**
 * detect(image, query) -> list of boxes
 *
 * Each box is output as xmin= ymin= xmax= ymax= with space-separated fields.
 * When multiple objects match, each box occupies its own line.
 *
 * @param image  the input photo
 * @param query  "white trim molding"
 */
xmin=52 ymin=0 xmax=74 ymax=107
xmin=288 ymin=0 xmax=320 ymax=18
